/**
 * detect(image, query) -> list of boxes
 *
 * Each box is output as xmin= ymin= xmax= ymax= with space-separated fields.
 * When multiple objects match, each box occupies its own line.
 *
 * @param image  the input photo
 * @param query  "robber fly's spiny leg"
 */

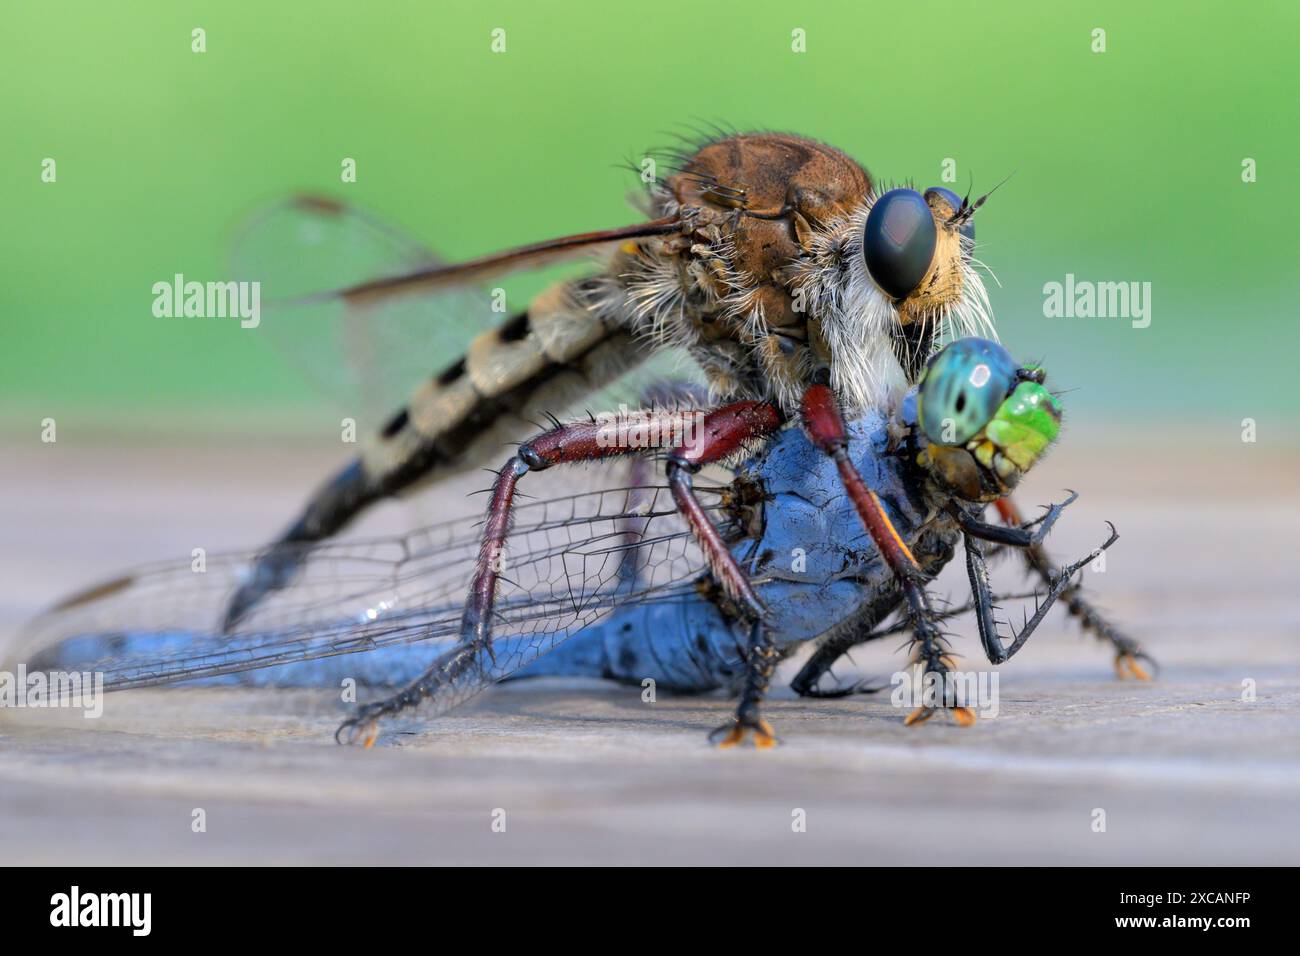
xmin=708 ymin=621 xmax=780 ymax=748
xmin=664 ymin=401 xmax=784 ymax=747
xmin=992 ymin=497 xmax=1154 ymax=679
xmin=335 ymin=409 xmax=705 ymax=747
xmin=615 ymin=381 xmax=711 ymax=590
xmin=800 ymin=382 xmax=972 ymax=727
xmin=666 ymin=402 xmax=782 ymax=616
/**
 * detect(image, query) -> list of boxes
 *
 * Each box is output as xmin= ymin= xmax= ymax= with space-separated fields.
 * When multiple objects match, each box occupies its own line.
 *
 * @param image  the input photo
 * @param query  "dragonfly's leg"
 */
xmin=791 ymin=599 xmax=980 ymax=698
xmin=962 ymin=524 xmax=1119 ymax=665
xmin=992 ymin=496 xmax=1155 ymax=679
xmin=799 ymin=381 xmax=972 ymax=726
xmin=615 ymin=455 xmax=656 ymax=589
xmin=335 ymin=407 xmax=708 ymax=746
xmin=663 ymin=401 xmax=786 ymax=746
xmin=792 ymin=634 xmax=900 ymax=699
xmin=954 ymin=490 xmax=1078 ymax=548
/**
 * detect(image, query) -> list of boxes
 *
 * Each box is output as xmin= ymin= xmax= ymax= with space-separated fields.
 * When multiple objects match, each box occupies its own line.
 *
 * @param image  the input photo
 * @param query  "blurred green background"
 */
xmin=3 ymin=0 xmax=1297 ymax=438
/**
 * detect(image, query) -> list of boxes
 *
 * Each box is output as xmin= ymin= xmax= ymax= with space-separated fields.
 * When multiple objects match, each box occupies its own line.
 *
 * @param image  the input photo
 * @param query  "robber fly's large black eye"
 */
xmin=924 ymin=186 xmax=975 ymax=251
xmin=863 ymin=188 xmax=936 ymax=299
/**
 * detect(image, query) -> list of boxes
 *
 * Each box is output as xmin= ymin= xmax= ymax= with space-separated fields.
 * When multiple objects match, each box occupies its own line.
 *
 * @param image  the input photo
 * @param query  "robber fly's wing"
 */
xmin=18 ymin=477 xmax=732 ymax=710
xmin=232 ymin=196 xmax=683 ymax=430
xmin=231 ymin=196 xmax=492 ymax=426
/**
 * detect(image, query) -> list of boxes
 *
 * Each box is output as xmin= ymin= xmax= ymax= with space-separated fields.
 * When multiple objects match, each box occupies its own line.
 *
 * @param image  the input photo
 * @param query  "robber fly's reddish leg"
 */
xmin=993 ymin=497 xmax=1154 ymax=679
xmin=799 ymin=380 xmax=972 ymax=726
xmin=615 ymin=382 xmax=710 ymax=589
xmin=336 ymin=401 xmax=785 ymax=748
xmin=665 ymin=403 xmax=786 ymax=748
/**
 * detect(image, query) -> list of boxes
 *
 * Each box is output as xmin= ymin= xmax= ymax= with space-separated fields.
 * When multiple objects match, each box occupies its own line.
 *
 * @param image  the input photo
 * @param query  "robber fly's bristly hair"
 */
xmin=666 ymin=119 xmax=743 ymax=154
xmin=952 ymin=257 xmax=997 ymax=340
xmin=787 ymin=195 xmax=908 ymax=413
xmin=640 ymin=142 xmax=696 ymax=176
xmin=643 ymin=125 xmax=746 ymax=187
xmin=632 ymin=121 xmax=746 ymax=199
xmin=611 ymin=156 xmax=642 ymax=176
xmin=966 ymin=250 xmax=1002 ymax=289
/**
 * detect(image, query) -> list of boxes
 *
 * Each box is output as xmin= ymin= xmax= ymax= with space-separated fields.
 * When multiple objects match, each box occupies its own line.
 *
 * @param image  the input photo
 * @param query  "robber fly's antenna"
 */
xmin=949 ymin=169 xmax=1018 ymax=226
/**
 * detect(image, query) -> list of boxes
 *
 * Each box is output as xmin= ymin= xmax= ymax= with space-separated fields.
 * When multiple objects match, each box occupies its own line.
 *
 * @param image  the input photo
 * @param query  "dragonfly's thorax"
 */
xmin=735 ymin=412 xmax=960 ymax=598
xmin=600 ymin=132 xmax=992 ymax=416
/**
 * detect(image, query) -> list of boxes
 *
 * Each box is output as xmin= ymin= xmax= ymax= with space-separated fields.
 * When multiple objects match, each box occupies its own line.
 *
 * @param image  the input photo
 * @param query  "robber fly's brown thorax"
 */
xmin=666 ymin=133 xmax=872 ymax=327
xmin=622 ymin=134 xmax=872 ymax=403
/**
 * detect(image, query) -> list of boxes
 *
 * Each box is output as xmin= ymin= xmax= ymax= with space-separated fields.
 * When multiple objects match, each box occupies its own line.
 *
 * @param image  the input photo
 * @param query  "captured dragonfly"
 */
xmin=21 ymin=339 xmax=1148 ymax=746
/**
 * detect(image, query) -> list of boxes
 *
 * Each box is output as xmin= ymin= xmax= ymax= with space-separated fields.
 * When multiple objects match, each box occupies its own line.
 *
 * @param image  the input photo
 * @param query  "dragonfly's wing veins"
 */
xmin=18 ymin=481 xmax=733 ymax=714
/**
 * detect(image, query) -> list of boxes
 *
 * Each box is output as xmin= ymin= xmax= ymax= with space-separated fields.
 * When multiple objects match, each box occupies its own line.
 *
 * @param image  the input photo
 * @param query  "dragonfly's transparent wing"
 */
xmin=231 ymin=196 xmax=499 ymax=427
xmin=19 ymin=476 xmax=735 ymax=717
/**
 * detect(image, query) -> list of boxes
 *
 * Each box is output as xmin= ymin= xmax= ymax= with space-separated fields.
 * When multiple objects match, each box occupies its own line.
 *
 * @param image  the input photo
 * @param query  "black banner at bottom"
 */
xmin=3 ymin=866 xmax=1286 ymax=941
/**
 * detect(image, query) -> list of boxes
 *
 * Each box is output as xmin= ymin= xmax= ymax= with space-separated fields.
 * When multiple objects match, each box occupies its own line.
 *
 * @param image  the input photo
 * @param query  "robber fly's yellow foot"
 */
xmin=1115 ymin=651 xmax=1154 ymax=682
xmin=950 ymin=706 xmax=977 ymax=726
xmin=904 ymin=706 xmax=933 ymax=726
xmin=709 ymin=716 xmax=779 ymax=749
xmin=904 ymin=705 xmax=976 ymax=727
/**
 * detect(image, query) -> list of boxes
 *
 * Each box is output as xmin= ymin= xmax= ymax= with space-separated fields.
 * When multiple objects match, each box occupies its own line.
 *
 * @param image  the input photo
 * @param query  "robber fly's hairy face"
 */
xmin=864 ymin=187 xmax=975 ymax=316
xmin=914 ymin=337 xmax=1062 ymax=503
xmin=788 ymin=171 xmax=999 ymax=413
xmin=858 ymin=185 xmax=993 ymax=367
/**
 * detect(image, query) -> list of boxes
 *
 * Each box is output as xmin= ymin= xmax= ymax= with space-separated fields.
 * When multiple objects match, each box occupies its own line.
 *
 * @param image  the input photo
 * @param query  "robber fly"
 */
xmin=23 ymin=339 xmax=1151 ymax=746
xmin=221 ymin=131 xmax=1000 ymax=630
xmin=79 ymin=129 xmax=1147 ymax=746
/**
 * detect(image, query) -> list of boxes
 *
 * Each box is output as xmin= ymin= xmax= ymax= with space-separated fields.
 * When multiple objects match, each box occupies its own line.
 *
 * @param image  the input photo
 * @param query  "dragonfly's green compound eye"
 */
xmin=918 ymin=337 xmax=1019 ymax=445
xmin=863 ymin=188 xmax=937 ymax=299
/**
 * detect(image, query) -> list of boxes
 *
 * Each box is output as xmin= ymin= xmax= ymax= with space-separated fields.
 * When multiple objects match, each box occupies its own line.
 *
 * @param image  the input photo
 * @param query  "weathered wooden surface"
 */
xmin=2 ymin=432 xmax=1297 ymax=865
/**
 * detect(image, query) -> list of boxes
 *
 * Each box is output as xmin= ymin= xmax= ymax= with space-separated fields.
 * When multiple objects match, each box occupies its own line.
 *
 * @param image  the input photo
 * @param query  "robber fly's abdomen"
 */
xmin=361 ymin=274 xmax=642 ymax=498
